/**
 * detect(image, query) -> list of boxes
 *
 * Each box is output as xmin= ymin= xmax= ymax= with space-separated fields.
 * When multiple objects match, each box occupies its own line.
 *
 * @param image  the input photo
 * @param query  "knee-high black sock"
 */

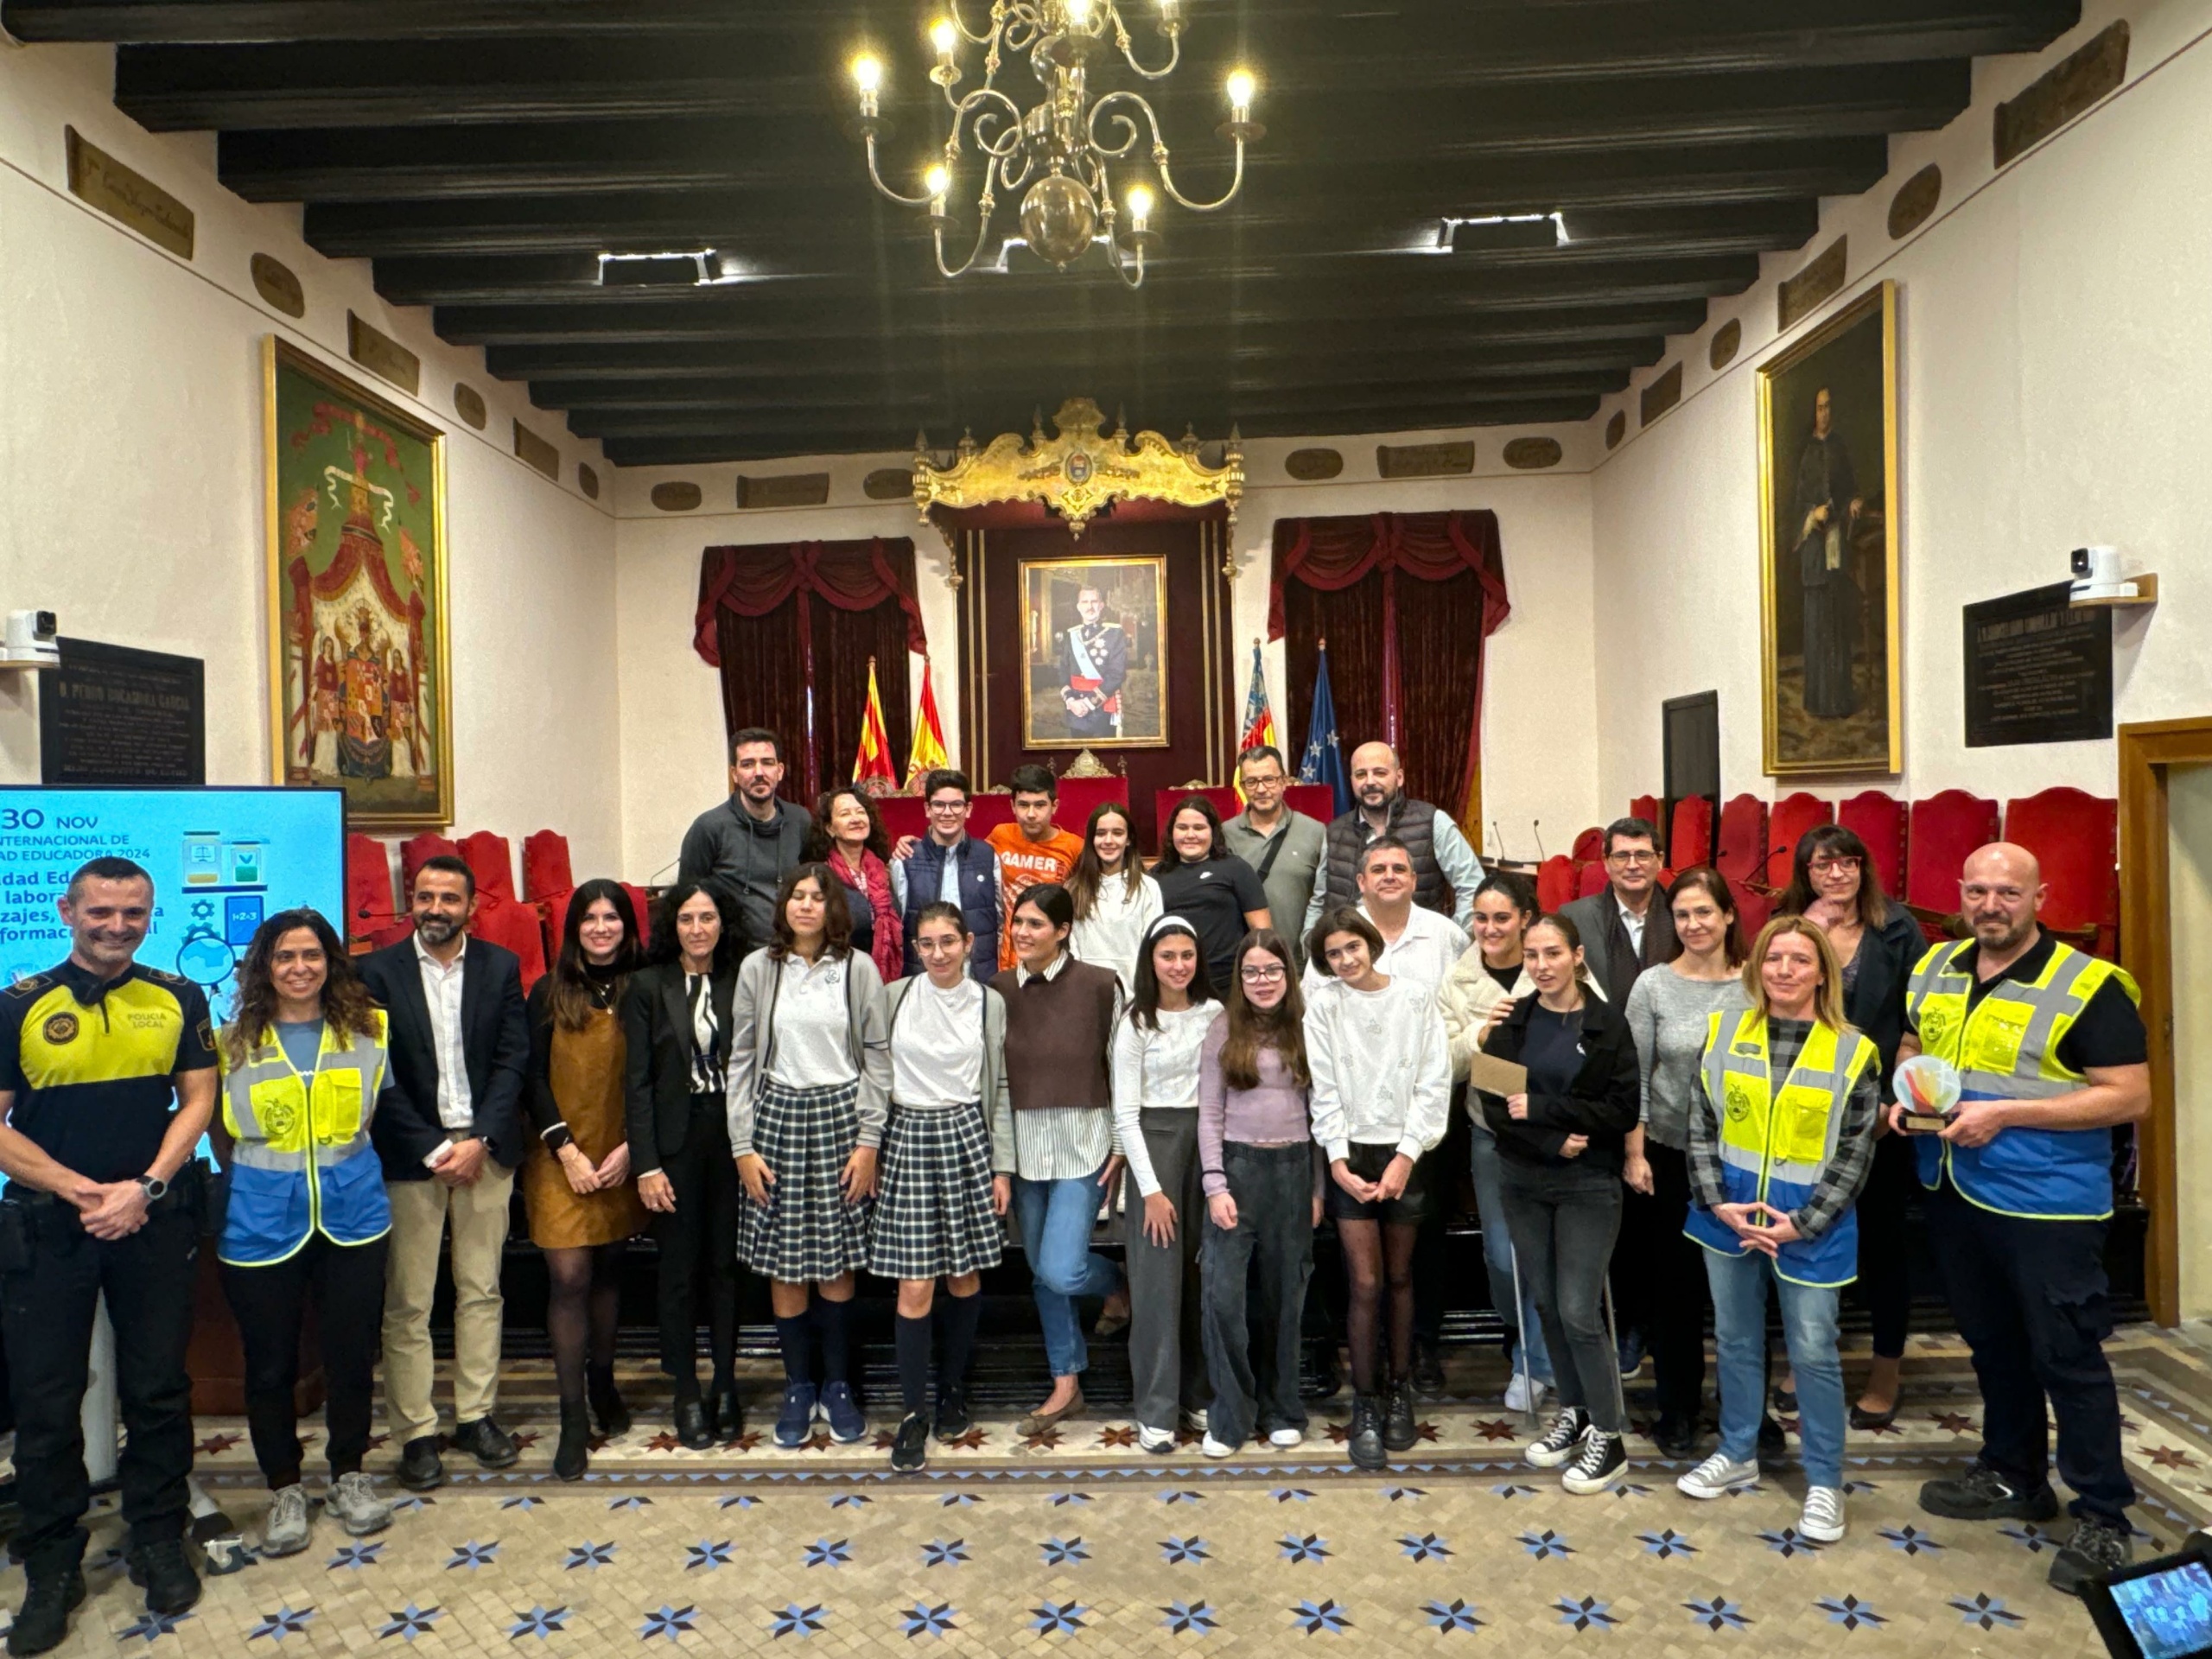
xmin=773 ymin=1313 xmax=813 ymax=1387
xmin=938 ymin=1290 xmax=983 ymax=1395
xmin=895 ymin=1315 xmax=933 ymax=1415
xmin=814 ymin=1296 xmax=854 ymax=1384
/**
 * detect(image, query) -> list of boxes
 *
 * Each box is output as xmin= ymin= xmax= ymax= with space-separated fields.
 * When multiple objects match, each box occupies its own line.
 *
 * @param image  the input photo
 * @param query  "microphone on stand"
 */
xmin=1491 ymin=819 xmax=1506 ymax=863
xmin=1531 ymin=819 xmax=1546 ymax=861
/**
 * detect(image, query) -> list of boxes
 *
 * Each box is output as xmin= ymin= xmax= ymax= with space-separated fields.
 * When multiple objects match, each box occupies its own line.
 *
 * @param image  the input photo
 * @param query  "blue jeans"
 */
xmin=1014 ymin=1166 xmax=1123 ymax=1379
xmin=1469 ymin=1122 xmax=1553 ymax=1384
xmin=1704 ymin=1246 xmax=1845 ymax=1488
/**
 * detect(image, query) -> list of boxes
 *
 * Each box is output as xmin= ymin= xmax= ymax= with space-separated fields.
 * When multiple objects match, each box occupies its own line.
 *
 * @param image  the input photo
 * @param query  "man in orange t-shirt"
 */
xmin=986 ymin=763 xmax=1085 ymax=969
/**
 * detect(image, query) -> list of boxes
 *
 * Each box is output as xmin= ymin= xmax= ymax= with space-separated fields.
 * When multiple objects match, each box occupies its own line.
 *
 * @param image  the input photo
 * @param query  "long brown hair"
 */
xmin=1742 ymin=914 xmax=1848 ymax=1031
xmin=769 ymin=862 xmax=854 ymax=962
xmin=548 ymin=879 xmax=641 ymax=1030
xmin=1664 ymin=866 xmax=1748 ymax=968
xmin=224 ymin=907 xmax=382 ymax=1068
xmin=1776 ymin=823 xmax=1895 ymax=930
xmin=1218 ymin=928 xmax=1309 ymax=1090
xmin=1065 ymin=801 xmax=1147 ymax=920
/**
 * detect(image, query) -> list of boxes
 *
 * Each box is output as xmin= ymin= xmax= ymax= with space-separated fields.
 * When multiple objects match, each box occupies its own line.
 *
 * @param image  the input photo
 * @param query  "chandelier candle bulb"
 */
xmin=931 ymin=17 xmax=957 ymax=60
xmin=852 ymin=53 xmax=883 ymax=118
xmin=1126 ymin=185 xmax=1153 ymax=232
xmin=1227 ymin=69 xmax=1255 ymax=121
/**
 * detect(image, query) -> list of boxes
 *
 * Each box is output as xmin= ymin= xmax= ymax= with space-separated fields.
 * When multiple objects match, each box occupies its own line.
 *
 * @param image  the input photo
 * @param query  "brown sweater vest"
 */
xmin=990 ymin=958 xmax=1119 ymax=1111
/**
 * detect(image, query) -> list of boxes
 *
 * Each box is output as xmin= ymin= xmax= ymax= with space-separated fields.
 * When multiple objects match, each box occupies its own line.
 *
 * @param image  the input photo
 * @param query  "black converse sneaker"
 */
xmin=1561 ymin=1429 xmax=1627 ymax=1495
xmin=1525 ymin=1406 xmax=1590 ymax=1469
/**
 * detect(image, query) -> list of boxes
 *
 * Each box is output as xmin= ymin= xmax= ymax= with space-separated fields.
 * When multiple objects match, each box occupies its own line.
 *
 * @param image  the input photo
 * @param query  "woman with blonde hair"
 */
xmin=1676 ymin=915 xmax=1880 ymax=1546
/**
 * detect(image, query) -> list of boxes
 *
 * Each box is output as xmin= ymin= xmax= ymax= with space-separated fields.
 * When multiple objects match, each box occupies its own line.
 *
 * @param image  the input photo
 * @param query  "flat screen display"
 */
xmin=0 ymin=786 xmax=346 ymax=1006
xmin=2111 ymin=1560 xmax=2212 ymax=1659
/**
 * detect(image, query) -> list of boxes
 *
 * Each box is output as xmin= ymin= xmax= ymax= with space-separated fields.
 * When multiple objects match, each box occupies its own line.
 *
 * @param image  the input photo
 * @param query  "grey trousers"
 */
xmin=1200 ymin=1141 xmax=1314 ymax=1449
xmin=1122 ymin=1109 xmax=1210 ymax=1431
xmin=1497 ymin=1158 xmax=1625 ymax=1433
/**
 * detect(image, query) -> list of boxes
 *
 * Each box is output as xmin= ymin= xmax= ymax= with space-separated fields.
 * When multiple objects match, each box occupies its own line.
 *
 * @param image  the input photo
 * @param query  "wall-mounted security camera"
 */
xmin=3 ymin=609 xmax=57 ymax=666
xmin=2069 ymin=546 xmax=2137 ymax=603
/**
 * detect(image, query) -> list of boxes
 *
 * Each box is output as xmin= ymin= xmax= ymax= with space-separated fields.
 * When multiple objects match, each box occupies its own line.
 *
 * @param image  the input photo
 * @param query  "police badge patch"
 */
xmin=41 ymin=1012 xmax=79 ymax=1046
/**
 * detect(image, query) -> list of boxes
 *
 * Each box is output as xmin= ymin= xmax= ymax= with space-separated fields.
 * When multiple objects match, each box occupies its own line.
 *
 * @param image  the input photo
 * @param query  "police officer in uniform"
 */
xmin=0 ymin=856 xmax=217 ymax=1656
xmin=1898 ymin=842 xmax=2149 ymax=1597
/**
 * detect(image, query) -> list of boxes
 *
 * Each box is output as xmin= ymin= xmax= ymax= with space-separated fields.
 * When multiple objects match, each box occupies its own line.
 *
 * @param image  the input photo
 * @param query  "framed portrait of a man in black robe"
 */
xmin=1756 ymin=281 xmax=1902 ymax=776
xmin=1018 ymin=556 xmax=1169 ymax=748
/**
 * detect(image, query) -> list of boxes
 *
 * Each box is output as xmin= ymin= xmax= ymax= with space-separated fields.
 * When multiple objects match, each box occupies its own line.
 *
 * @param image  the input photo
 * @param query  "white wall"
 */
xmin=613 ymin=427 xmax=1601 ymax=881
xmin=1587 ymin=0 xmax=2212 ymax=813
xmin=0 ymin=43 xmax=624 ymax=880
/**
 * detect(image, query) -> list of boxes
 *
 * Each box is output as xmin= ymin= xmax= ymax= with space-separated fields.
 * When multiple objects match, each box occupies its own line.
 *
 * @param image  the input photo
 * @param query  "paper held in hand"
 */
xmin=1467 ymin=1053 xmax=1529 ymax=1097
xmin=1893 ymin=1053 xmax=1963 ymax=1133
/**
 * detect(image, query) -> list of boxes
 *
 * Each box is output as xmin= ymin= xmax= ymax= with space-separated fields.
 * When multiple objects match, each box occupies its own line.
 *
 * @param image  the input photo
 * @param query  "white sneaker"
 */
xmin=1799 ymin=1484 xmax=1847 ymax=1543
xmin=1181 ymin=1408 xmax=1208 ymax=1433
xmin=1503 ymin=1373 xmax=1548 ymax=1414
xmin=1268 ymin=1427 xmax=1304 ymax=1449
xmin=260 ymin=1483 xmax=313 ymax=1556
xmin=1200 ymin=1433 xmax=1236 ymax=1459
xmin=326 ymin=1471 xmax=393 ymax=1536
xmin=1675 ymin=1452 xmax=1761 ymax=1500
xmin=1136 ymin=1424 xmax=1177 ymax=1454
xmin=1524 ymin=1407 xmax=1589 ymax=1468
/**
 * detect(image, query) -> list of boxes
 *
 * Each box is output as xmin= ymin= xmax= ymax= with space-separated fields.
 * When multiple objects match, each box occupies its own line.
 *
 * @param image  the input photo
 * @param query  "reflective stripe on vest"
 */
xmin=218 ymin=1013 xmax=391 ymax=1262
xmin=1903 ymin=938 xmax=2139 ymax=1221
xmin=1683 ymin=1008 xmax=1875 ymax=1287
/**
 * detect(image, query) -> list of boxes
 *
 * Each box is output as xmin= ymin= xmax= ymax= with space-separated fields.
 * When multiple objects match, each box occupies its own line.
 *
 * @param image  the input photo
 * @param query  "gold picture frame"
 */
xmin=1756 ymin=281 xmax=1903 ymax=777
xmin=264 ymin=337 xmax=455 ymax=828
xmin=1019 ymin=555 xmax=1170 ymax=750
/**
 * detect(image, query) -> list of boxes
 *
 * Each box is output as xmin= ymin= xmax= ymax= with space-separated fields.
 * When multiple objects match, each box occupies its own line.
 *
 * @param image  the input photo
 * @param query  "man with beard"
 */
xmin=1899 ymin=843 xmax=2149 ymax=1598
xmin=1306 ymin=742 xmax=1480 ymax=935
xmin=0 ymin=857 xmax=217 ymax=1655
xmin=678 ymin=728 xmax=810 ymax=955
xmin=360 ymin=856 xmax=531 ymax=1495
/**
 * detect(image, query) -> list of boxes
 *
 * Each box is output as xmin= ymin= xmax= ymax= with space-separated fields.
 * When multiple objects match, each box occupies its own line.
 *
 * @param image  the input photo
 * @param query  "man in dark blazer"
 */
xmin=359 ymin=854 xmax=530 ymax=1492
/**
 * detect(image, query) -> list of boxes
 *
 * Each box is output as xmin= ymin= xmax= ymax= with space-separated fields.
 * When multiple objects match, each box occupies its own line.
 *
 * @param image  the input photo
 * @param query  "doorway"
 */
xmin=2118 ymin=718 xmax=2212 ymax=1325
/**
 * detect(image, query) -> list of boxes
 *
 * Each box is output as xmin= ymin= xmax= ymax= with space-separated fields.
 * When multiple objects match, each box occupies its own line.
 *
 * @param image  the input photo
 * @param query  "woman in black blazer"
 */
xmin=622 ymin=880 xmax=745 ymax=1448
xmin=1775 ymin=825 xmax=1926 ymax=1427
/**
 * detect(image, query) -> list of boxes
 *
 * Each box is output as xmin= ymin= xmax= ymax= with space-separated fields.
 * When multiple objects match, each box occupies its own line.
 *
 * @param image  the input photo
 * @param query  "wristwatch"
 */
xmin=137 ymin=1175 xmax=168 ymax=1201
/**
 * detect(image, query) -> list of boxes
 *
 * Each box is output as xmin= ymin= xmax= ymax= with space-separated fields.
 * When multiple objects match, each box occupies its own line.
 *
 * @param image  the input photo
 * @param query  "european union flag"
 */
xmin=1299 ymin=643 xmax=1351 ymax=818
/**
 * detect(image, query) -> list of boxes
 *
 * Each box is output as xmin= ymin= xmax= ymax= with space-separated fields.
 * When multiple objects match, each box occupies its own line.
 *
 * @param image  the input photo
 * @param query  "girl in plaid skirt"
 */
xmin=868 ymin=904 xmax=1016 ymax=1471
xmin=728 ymin=864 xmax=892 ymax=1448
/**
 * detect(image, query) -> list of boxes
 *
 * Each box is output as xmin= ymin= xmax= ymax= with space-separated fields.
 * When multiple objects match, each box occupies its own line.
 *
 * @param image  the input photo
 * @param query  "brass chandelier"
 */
xmin=848 ymin=0 xmax=1261 ymax=289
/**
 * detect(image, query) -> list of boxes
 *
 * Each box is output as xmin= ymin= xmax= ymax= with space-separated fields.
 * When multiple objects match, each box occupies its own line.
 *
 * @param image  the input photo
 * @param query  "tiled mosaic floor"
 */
xmin=16 ymin=1325 xmax=2212 ymax=1654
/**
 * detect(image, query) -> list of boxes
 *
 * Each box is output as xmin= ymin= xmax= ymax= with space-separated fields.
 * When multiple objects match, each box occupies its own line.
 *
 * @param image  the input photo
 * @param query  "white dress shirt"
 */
xmin=1110 ymin=1001 xmax=1224 ymax=1197
xmin=1618 ymin=896 xmax=1648 ymax=957
xmin=414 ymin=933 xmax=474 ymax=1131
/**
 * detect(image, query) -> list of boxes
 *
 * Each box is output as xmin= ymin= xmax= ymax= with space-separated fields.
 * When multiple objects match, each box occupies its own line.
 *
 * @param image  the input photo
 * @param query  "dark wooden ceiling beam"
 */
xmin=2 ymin=0 xmax=799 ymax=41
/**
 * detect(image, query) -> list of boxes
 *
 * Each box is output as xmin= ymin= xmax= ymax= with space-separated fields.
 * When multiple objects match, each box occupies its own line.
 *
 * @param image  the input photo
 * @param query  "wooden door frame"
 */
xmin=2119 ymin=715 xmax=2212 ymax=1326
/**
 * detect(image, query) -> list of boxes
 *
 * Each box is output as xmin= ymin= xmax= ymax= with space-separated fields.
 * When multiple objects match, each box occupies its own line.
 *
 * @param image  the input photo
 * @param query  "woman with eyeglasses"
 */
xmin=1775 ymin=824 xmax=1924 ymax=1427
xmin=1113 ymin=915 xmax=1224 ymax=1452
xmin=1065 ymin=801 xmax=1163 ymax=993
xmin=1198 ymin=929 xmax=1316 ymax=1457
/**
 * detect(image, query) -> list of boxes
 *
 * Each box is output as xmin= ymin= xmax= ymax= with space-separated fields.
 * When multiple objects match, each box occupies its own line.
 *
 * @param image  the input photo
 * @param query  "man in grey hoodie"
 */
xmin=677 ymin=727 xmax=810 ymax=954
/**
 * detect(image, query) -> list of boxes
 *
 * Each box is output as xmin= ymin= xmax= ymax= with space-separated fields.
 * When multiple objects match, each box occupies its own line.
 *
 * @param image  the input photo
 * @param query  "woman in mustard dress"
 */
xmin=524 ymin=879 xmax=648 ymax=1479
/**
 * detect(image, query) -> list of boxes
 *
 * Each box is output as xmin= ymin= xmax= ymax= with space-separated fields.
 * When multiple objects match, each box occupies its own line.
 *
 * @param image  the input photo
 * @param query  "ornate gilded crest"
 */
xmin=912 ymin=397 xmax=1242 ymax=541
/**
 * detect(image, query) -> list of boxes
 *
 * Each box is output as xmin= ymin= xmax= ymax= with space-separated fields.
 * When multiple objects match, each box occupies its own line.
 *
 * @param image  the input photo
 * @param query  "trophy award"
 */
xmin=1893 ymin=1054 xmax=1962 ymax=1134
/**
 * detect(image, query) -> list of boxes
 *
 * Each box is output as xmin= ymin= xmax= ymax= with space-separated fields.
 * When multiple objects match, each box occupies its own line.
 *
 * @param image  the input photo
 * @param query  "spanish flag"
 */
xmin=852 ymin=657 xmax=897 ymax=796
xmin=904 ymin=657 xmax=950 ymax=791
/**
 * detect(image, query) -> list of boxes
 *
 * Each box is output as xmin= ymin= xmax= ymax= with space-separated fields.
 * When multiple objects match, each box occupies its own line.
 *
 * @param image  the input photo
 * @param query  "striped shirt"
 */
xmin=1010 ymin=951 xmax=1123 ymax=1180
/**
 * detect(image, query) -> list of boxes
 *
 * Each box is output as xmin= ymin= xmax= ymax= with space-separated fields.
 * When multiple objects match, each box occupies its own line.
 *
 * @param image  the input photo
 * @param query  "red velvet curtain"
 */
xmin=697 ymin=539 xmax=922 ymax=803
xmin=1270 ymin=511 xmax=1510 ymax=824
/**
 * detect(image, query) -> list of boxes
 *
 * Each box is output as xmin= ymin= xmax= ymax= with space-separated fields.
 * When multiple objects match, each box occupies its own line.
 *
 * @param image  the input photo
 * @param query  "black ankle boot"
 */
xmin=554 ymin=1399 xmax=592 ymax=1482
xmin=707 ymin=1381 xmax=742 ymax=1443
xmin=586 ymin=1363 xmax=631 ymax=1438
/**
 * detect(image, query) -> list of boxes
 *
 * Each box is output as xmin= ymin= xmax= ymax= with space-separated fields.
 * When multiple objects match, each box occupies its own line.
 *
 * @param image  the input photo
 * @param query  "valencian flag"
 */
xmin=904 ymin=657 xmax=950 ymax=791
xmin=1234 ymin=640 xmax=1278 ymax=804
xmin=852 ymin=656 xmax=897 ymax=796
xmin=1299 ymin=639 xmax=1352 ymax=817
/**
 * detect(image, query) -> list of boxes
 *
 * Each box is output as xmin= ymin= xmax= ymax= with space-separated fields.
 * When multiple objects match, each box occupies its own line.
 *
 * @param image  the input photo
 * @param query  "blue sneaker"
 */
xmin=774 ymin=1382 xmax=818 ymax=1448
xmin=820 ymin=1382 xmax=868 ymax=1445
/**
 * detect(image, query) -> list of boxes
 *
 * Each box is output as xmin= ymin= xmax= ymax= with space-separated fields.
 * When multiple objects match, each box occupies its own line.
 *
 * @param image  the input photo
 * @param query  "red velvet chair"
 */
xmin=1713 ymin=795 xmax=1767 ymax=888
xmin=1284 ymin=784 xmax=1337 ymax=826
xmin=1056 ymin=775 xmax=1129 ymax=841
xmin=2004 ymin=787 xmax=2120 ymax=958
xmin=399 ymin=833 xmax=461 ymax=898
xmin=1906 ymin=789 xmax=2002 ymax=939
xmin=520 ymin=830 xmax=575 ymax=901
xmin=1629 ymin=794 xmax=1660 ymax=831
xmin=458 ymin=830 xmax=518 ymax=906
xmin=1733 ymin=882 xmax=1774 ymax=943
xmin=1535 ymin=855 xmax=1575 ymax=913
xmin=877 ymin=795 xmax=929 ymax=846
xmin=1570 ymin=827 xmax=1605 ymax=867
xmin=1576 ymin=860 xmax=1610 ymax=899
xmin=469 ymin=892 xmax=547 ymax=989
xmin=625 ymin=883 xmax=653 ymax=950
xmin=968 ymin=793 xmax=1018 ymax=839
xmin=1837 ymin=791 xmax=1908 ymax=903
xmin=1669 ymin=796 xmax=1714 ymax=869
xmin=1762 ymin=791 xmax=1834 ymax=892
xmin=344 ymin=833 xmax=397 ymax=940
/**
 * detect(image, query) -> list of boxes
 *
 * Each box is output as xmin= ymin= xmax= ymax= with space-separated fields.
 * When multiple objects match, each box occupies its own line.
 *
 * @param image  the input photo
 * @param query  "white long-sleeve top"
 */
xmin=1070 ymin=871 xmax=1164 ymax=994
xmin=1109 ymin=1001 xmax=1224 ymax=1198
xmin=1303 ymin=974 xmax=1450 ymax=1165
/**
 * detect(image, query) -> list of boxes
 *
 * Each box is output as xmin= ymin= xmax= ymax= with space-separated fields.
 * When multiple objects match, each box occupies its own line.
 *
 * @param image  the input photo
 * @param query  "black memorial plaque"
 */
xmin=39 ymin=638 xmax=206 ymax=785
xmin=1962 ymin=582 xmax=2113 ymax=748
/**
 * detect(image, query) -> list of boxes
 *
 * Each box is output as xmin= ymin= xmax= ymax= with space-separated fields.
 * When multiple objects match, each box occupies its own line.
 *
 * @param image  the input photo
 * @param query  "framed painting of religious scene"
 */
xmin=1756 ymin=281 xmax=1903 ymax=777
xmin=1019 ymin=556 xmax=1169 ymax=749
xmin=264 ymin=337 xmax=454 ymax=828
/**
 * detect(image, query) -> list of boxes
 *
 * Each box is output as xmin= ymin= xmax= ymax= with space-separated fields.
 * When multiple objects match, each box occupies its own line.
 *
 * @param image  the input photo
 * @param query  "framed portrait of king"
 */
xmin=1756 ymin=281 xmax=1903 ymax=777
xmin=264 ymin=338 xmax=454 ymax=828
xmin=1019 ymin=556 xmax=1169 ymax=749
